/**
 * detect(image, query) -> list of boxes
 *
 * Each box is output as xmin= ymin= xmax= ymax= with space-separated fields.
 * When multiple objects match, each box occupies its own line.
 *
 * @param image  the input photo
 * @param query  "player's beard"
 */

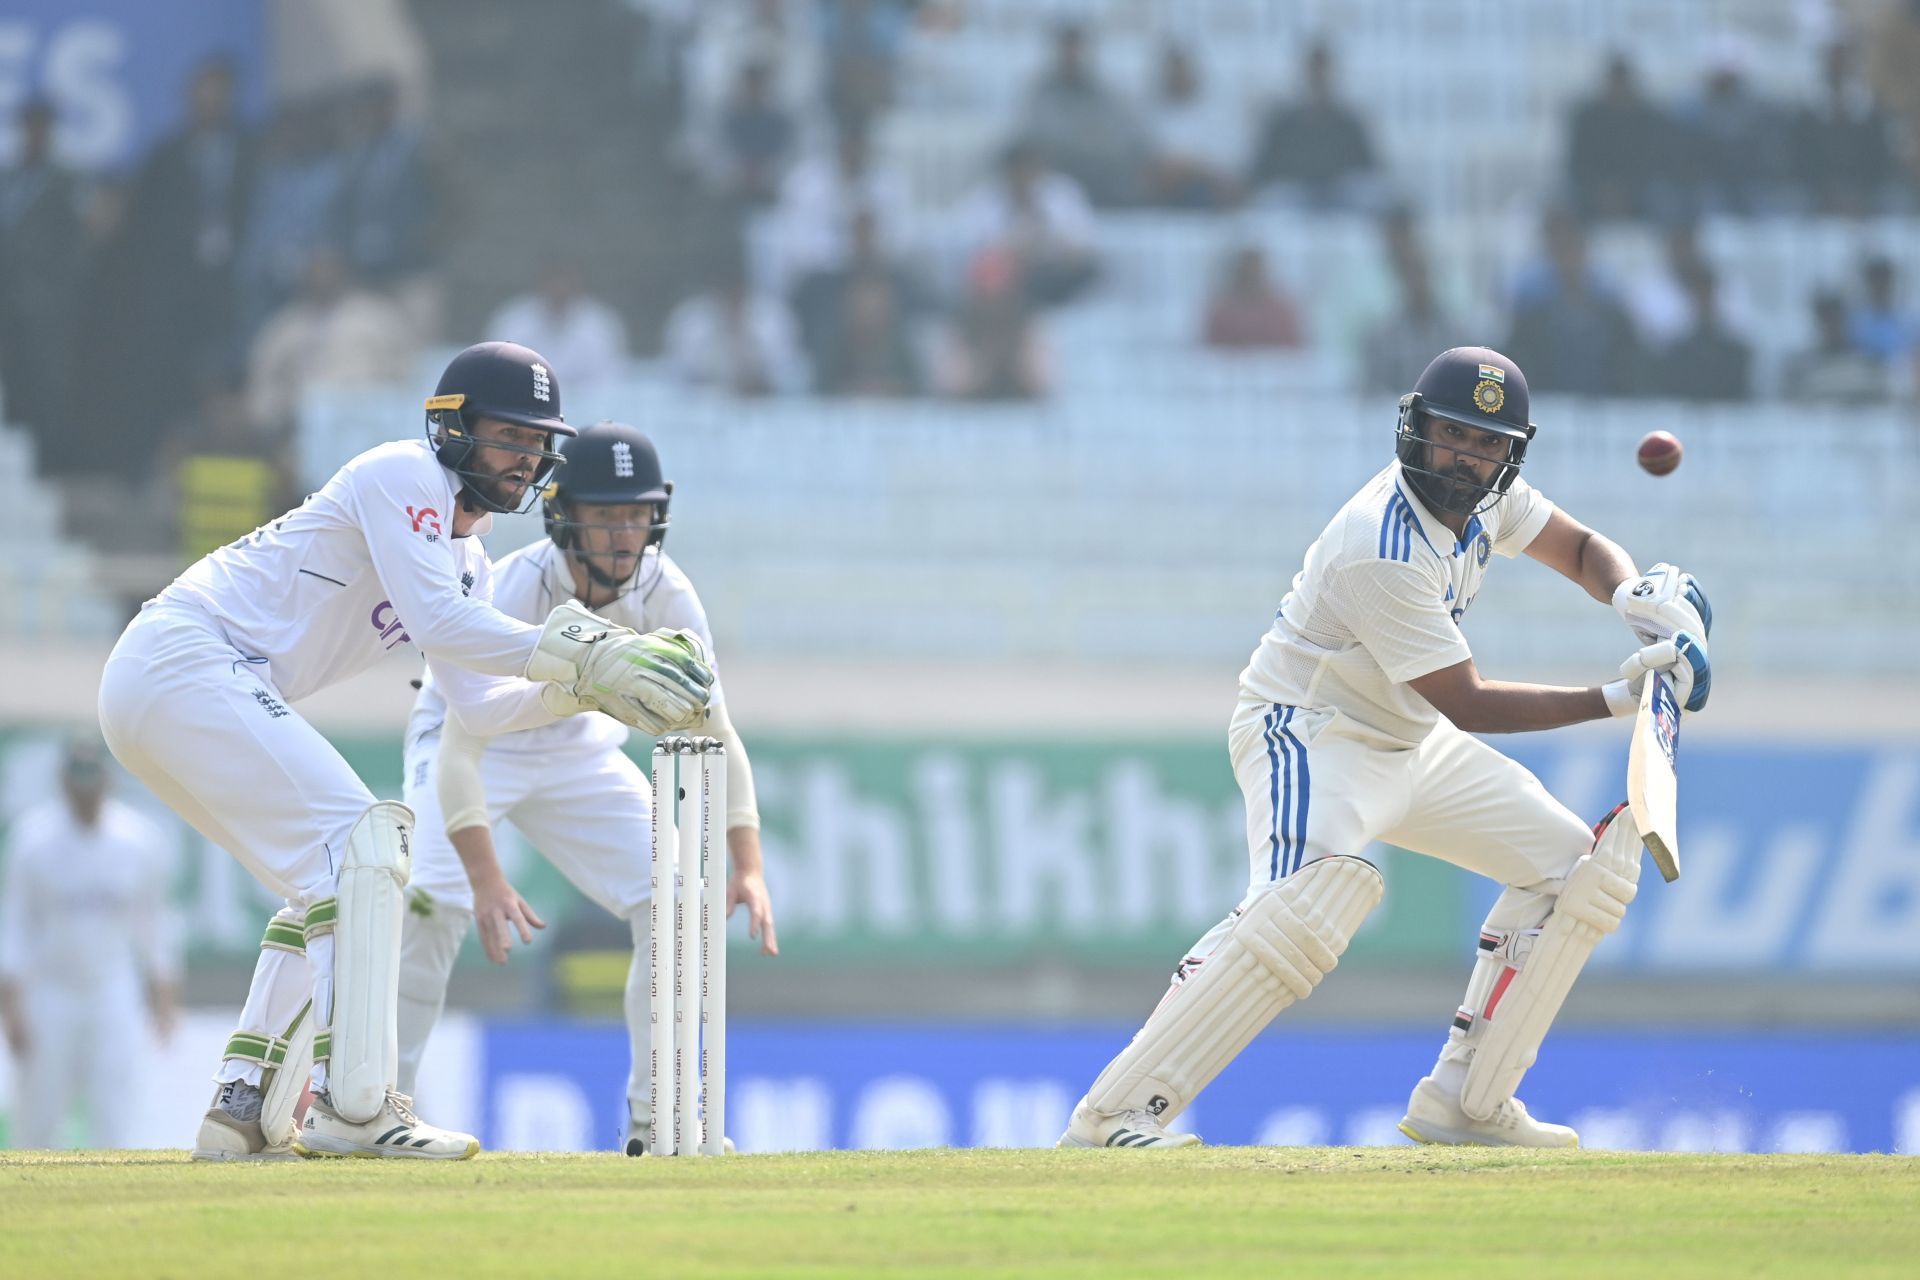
xmin=477 ymin=467 xmax=532 ymax=511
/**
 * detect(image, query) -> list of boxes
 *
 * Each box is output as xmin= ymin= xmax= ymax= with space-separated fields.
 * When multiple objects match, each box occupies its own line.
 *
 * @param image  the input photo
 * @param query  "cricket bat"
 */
xmin=1626 ymin=668 xmax=1682 ymax=882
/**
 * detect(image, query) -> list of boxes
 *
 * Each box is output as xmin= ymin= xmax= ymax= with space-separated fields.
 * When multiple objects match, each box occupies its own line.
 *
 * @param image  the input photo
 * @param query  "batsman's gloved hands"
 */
xmin=1613 ymin=562 xmax=1713 ymax=647
xmin=1602 ymin=630 xmax=1710 ymax=717
xmin=578 ymin=627 xmax=715 ymax=733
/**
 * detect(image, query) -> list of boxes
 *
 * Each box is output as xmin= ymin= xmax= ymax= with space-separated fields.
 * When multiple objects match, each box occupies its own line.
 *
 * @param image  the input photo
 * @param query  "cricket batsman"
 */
xmin=97 ymin=342 xmax=716 ymax=1160
xmin=1058 ymin=347 xmax=1712 ymax=1149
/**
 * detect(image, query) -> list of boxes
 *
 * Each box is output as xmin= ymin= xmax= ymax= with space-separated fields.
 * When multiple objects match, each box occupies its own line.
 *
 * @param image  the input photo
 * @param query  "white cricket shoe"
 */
xmin=1397 ymin=1075 xmax=1578 ymax=1148
xmin=191 ymin=1081 xmax=299 ymax=1162
xmin=293 ymin=1089 xmax=479 ymax=1160
xmin=1056 ymin=1099 xmax=1202 ymax=1149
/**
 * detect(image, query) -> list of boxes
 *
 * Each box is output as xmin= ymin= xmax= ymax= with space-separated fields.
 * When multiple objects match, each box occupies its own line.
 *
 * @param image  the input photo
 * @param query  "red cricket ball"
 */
xmin=1637 ymin=430 xmax=1683 ymax=476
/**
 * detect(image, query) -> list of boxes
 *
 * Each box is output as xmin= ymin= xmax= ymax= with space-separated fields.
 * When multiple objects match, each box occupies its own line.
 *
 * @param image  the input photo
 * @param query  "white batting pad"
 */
xmin=1460 ymin=810 xmax=1642 ymax=1120
xmin=323 ymin=801 xmax=415 ymax=1122
xmin=1086 ymin=855 xmax=1383 ymax=1122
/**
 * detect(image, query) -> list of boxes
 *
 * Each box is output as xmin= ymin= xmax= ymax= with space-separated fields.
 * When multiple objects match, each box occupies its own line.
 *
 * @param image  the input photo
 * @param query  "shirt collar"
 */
xmin=1390 ymin=461 xmax=1458 ymax=555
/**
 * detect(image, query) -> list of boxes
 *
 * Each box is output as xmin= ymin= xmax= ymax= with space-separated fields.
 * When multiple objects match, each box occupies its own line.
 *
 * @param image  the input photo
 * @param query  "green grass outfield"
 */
xmin=4 ymin=1147 xmax=1916 ymax=1279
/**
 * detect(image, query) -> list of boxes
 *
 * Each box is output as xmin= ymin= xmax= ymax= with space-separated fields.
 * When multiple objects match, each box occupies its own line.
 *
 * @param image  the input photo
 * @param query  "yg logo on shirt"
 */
xmin=407 ymin=506 xmax=442 ymax=536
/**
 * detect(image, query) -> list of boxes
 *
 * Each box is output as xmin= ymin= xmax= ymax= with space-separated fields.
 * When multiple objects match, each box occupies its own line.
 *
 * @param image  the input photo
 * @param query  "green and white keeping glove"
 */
xmin=579 ymin=627 xmax=715 ymax=733
xmin=527 ymin=604 xmax=714 ymax=732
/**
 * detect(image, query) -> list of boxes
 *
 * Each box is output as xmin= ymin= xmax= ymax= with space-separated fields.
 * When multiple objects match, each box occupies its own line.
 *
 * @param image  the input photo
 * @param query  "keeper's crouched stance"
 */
xmin=1059 ymin=348 xmax=1712 ymax=1150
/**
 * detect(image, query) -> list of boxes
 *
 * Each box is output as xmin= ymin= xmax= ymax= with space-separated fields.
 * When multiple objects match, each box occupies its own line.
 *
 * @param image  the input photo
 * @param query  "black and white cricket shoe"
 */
xmin=1056 ymin=1099 xmax=1202 ymax=1149
xmin=294 ymin=1089 xmax=480 ymax=1160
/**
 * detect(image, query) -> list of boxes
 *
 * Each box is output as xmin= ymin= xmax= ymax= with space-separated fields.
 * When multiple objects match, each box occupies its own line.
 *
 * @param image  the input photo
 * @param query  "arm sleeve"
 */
xmin=350 ymin=453 xmax=541 ymax=676
xmin=1330 ymin=559 xmax=1473 ymax=683
xmin=1492 ymin=476 xmax=1556 ymax=558
xmin=705 ymin=700 xmax=761 ymax=832
xmin=427 ymin=657 xmax=562 ymax=736
xmin=437 ymin=716 xmax=493 ymax=835
xmin=0 ymin=832 xmax=30 ymax=982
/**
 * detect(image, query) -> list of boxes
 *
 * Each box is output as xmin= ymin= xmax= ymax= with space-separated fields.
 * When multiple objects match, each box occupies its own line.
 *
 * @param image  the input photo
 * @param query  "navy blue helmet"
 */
xmin=425 ymin=342 xmax=576 ymax=514
xmin=1394 ymin=346 xmax=1537 ymax=516
xmin=543 ymin=421 xmax=672 ymax=593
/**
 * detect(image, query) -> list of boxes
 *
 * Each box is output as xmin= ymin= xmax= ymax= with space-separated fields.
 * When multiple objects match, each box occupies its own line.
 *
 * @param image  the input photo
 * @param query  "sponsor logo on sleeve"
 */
xmin=371 ymin=601 xmax=412 ymax=650
xmin=407 ymin=506 xmax=442 ymax=540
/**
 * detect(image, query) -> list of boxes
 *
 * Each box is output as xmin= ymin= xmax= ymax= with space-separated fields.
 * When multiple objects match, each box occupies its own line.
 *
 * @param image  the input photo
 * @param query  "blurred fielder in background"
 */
xmin=1060 ymin=347 xmax=1713 ymax=1150
xmin=95 ymin=343 xmax=716 ymax=1161
xmin=0 ymin=739 xmax=180 ymax=1150
xmin=397 ymin=420 xmax=777 ymax=1155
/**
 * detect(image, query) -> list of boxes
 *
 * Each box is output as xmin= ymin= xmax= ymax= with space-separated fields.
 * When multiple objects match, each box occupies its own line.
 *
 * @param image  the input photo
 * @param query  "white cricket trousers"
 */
xmin=8 ymin=975 xmax=144 ymax=1148
xmin=97 ymin=601 xmax=377 ymax=1092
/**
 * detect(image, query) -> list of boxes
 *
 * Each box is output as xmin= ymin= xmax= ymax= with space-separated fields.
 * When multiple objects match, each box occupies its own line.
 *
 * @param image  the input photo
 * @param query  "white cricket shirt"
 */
xmin=1239 ymin=460 xmax=1555 ymax=746
xmin=0 ymin=799 xmax=180 ymax=991
xmin=156 ymin=440 xmax=542 ymax=711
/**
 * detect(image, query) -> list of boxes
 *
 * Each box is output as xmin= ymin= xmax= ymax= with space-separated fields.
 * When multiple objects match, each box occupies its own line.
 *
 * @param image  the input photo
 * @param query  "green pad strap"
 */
xmin=303 ymin=898 xmax=338 ymax=943
xmin=262 ymin=916 xmax=306 ymax=955
xmin=224 ymin=1031 xmax=294 ymax=1067
xmin=313 ymin=1031 xmax=331 ymax=1064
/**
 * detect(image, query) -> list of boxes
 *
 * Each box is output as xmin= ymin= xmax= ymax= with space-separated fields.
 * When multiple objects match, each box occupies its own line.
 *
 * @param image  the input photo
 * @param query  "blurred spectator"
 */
xmin=1018 ymin=22 xmax=1153 ymax=208
xmin=1564 ymin=51 xmax=1678 ymax=222
xmin=1360 ymin=209 xmax=1461 ymax=393
xmin=1245 ymin=40 xmax=1382 ymax=211
xmin=1202 ymin=245 xmax=1306 ymax=351
xmin=1621 ymin=220 xmax=1753 ymax=353
xmin=245 ymin=246 xmax=417 ymax=439
xmin=771 ymin=118 xmax=910 ymax=286
xmin=663 ymin=251 xmax=809 ymax=395
xmin=235 ymin=96 xmax=349 ymax=341
xmin=1847 ymin=254 xmax=1920 ymax=364
xmin=69 ymin=183 xmax=147 ymax=478
xmin=1782 ymin=289 xmax=1897 ymax=403
xmin=340 ymin=76 xmax=439 ymax=333
xmin=0 ymin=739 xmax=180 ymax=1150
xmin=1790 ymin=41 xmax=1904 ymax=217
xmin=0 ymin=98 xmax=84 ymax=453
xmin=932 ymin=248 xmax=1051 ymax=401
xmin=487 ymin=258 xmax=632 ymax=390
xmin=699 ymin=57 xmax=803 ymax=206
xmin=1676 ymin=40 xmax=1790 ymax=216
xmin=1860 ymin=0 xmax=1920 ymax=191
xmin=818 ymin=0 xmax=910 ymax=133
xmin=1649 ymin=267 xmax=1752 ymax=401
xmin=811 ymin=271 xmax=924 ymax=397
xmin=951 ymin=142 xmax=1099 ymax=309
xmin=1502 ymin=209 xmax=1639 ymax=395
xmin=129 ymin=57 xmax=254 ymax=424
xmin=792 ymin=208 xmax=926 ymax=385
xmin=685 ymin=0 xmax=824 ymax=123
xmin=1145 ymin=40 xmax=1244 ymax=211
